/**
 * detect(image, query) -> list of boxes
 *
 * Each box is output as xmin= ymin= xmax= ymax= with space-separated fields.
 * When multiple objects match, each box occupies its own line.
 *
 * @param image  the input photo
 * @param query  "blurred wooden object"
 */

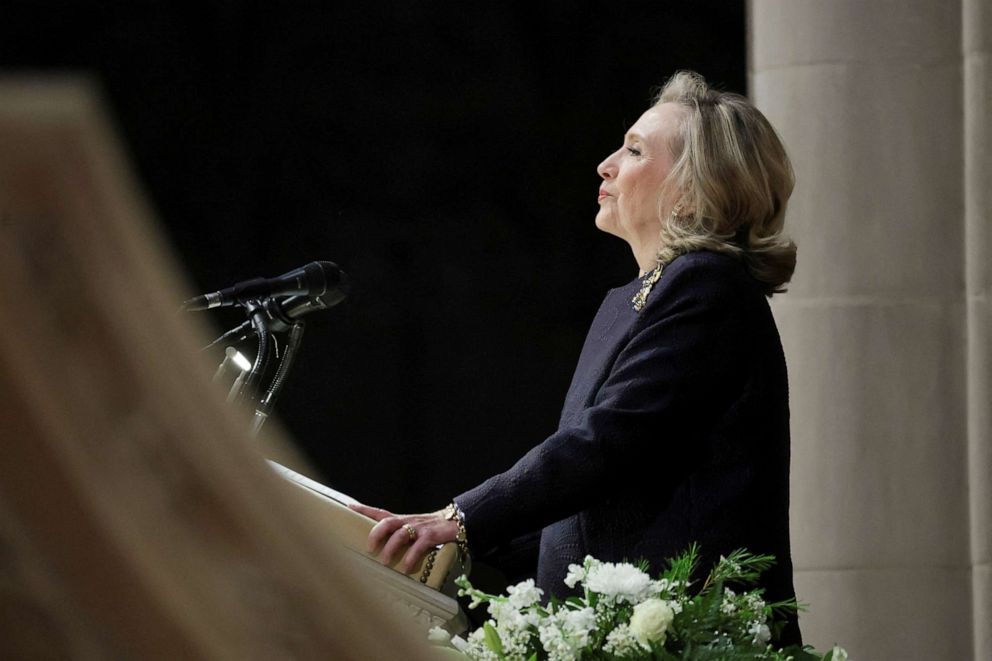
xmin=0 ymin=77 xmax=455 ymax=659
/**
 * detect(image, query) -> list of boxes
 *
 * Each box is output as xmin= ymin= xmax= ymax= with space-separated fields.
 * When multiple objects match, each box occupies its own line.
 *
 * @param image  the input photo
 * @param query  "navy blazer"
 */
xmin=455 ymin=250 xmax=799 ymax=643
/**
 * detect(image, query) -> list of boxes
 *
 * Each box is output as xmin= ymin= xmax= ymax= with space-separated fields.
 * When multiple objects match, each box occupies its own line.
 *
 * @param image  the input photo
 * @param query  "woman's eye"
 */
xmin=626 ymin=146 xmax=641 ymax=156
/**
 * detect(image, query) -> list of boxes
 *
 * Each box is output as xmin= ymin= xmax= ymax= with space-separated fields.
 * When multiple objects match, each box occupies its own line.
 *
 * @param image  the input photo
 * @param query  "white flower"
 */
xmin=744 ymin=592 xmax=766 ymax=612
xmin=458 ymin=588 xmax=486 ymax=610
xmin=449 ymin=633 xmax=483 ymax=658
xmin=748 ymin=621 xmax=771 ymax=645
xmin=483 ymin=598 xmax=539 ymax=658
xmin=628 ymin=598 xmax=675 ymax=647
xmin=562 ymin=607 xmax=597 ymax=637
xmin=603 ymin=623 xmax=646 ymax=656
xmin=584 ymin=561 xmax=655 ymax=605
xmin=564 ymin=564 xmax=585 ymax=589
xmin=428 ymin=626 xmax=452 ymax=644
xmin=495 ymin=621 xmax=533 ymax=658
xmin=447 ymin=628 xmax=502 ymax=661
xmin=537 ymin=606 xmax=597 ymax=661
xmin=718 ymin=554 xmax=742 ymax=575
xmin=506 ymin=578 xmax=543 ymax=609
xmin=830 ymin=645 xmax=849 ymax=661
xmin=564 ymin=555 xmax=598 ymax=589
xmin=488 ymin=600 xmax=538 ymax=630
xmin=652 ymin=577 xmax=680 ymax=598
xmin=721 ymin=588 xmax=738 ymax=614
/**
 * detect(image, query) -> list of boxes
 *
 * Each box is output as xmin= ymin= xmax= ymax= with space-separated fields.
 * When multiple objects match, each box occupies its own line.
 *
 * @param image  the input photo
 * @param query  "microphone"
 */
xmin=183 ymin=261 xmax=346 ymax=311
xmin=263 ymin=288 xmax=348 ymax=332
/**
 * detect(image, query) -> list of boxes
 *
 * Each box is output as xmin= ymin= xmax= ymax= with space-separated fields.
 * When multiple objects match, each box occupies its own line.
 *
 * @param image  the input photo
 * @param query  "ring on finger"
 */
xmin=402 ymin=523 xmax=417 ymax=541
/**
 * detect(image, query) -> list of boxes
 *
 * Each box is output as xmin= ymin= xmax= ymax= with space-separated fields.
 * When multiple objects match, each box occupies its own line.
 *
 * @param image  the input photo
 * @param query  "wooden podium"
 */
xmin=0 ymin=76 xmax=463 ymax=658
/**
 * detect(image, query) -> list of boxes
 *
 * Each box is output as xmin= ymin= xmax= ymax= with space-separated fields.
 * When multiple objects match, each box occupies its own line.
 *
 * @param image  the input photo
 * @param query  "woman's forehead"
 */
xmin=627 ymin=103 xmax=682 ymax=145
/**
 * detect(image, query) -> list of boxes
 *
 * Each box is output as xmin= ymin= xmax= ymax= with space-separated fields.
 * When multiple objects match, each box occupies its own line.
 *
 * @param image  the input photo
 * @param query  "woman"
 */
xmin=351 ymin=70 xmax=801 ymax=644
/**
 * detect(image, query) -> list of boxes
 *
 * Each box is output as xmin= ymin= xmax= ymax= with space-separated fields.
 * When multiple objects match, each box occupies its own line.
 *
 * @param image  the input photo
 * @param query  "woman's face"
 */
xmin=595 ymin=103 xmax=681 ymax=247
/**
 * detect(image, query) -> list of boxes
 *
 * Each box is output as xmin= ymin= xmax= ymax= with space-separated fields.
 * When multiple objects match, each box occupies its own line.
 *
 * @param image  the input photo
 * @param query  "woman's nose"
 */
xmin=597 ymin=155 xmax=616 ymax=179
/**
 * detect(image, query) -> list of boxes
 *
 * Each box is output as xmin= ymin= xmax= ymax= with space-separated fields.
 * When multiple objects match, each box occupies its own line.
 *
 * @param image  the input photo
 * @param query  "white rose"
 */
xmin=628 ymin=598 xmax=675 ymax=646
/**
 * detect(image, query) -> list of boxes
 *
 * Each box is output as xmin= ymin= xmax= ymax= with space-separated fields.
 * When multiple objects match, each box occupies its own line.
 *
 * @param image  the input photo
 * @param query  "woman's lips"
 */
xmin=598 ymin=190 xmax=609 ymax=202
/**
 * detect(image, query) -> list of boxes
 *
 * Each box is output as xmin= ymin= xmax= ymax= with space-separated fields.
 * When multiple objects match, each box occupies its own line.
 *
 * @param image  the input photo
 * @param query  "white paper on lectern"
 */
xmin=268 ymin=460 xmax=360 ymax=507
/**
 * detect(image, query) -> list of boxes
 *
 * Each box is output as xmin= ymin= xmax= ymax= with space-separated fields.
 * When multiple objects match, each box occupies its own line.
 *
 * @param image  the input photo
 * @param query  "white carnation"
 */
xmin=584 ymin=562 xmax=655 ymax=605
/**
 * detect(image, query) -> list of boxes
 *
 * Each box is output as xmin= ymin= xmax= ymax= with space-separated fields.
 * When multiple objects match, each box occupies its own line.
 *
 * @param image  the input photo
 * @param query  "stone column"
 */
xmin=965 ymin=1 xmax=992 ymax=658
xmin=749 ymin=1 xmax=972 ymax=659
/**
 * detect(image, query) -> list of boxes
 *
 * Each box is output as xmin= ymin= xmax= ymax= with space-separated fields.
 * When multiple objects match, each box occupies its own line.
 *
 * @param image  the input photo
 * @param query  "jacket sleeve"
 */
xmin=455 ymin=256 xmax=752 ymax=555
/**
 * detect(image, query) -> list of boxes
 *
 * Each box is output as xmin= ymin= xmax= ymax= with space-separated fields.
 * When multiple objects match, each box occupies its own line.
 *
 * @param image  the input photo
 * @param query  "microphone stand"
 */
xmin=250 ymin=321 xmax=305 ymax=436
xmin=202 ymin=320 xmax=251 ymax=351
xmin=201 ymin=297 xmax=310 ymax=436
xmin=239 ymin=300 xmax=273 ymax=400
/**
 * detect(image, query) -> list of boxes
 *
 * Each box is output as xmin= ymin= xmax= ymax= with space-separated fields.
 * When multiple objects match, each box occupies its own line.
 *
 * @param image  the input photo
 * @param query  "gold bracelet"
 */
xmin=443 ymin=501 xmax=469 ymax=561
xmin=419 ymin=549 xmax=437 ymax=584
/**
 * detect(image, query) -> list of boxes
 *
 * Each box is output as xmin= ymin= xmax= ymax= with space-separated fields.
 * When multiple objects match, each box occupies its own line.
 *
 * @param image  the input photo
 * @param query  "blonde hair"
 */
xmin=653 ymin=71 xmax=796 ymax=295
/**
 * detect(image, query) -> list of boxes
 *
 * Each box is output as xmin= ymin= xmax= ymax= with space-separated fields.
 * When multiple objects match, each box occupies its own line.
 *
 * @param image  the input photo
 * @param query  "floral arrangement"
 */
xmin=428 ymin=545 xmax=847 ymax=661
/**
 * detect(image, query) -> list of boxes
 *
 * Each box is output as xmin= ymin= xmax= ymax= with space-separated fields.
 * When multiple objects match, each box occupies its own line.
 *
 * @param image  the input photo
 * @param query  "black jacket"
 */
xmin=455 ymin=250 xmax=800 ymax=644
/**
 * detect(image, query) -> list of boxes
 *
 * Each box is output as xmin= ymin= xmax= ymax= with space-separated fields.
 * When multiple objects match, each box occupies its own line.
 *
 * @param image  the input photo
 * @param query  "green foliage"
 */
xmin=483 ymin=621 xmax=504 ymax=657
xmin=440 ymin=546 xmax=845 ymax=661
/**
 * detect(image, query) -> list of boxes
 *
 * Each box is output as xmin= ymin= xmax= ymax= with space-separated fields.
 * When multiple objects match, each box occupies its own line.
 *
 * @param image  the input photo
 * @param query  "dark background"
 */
xmin=2 ymin=2 xmax=745 ymax=512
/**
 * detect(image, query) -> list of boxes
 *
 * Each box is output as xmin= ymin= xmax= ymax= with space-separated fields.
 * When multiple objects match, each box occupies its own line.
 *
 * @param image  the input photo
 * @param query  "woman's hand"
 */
xmin=348 ymin=503 xmax=460 ymax=574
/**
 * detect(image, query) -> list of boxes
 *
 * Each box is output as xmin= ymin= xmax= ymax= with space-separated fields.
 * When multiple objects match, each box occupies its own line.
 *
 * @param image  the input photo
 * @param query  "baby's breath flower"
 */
xmin=745 ymin=593 xmax=766 ymax=612
xmin=537 ymin=606 xmax=596 ymax=661
xmin=720 ymin=587 xmax=738 ymax=614
xmin=603 ymin=623 xmax=646 ymax=656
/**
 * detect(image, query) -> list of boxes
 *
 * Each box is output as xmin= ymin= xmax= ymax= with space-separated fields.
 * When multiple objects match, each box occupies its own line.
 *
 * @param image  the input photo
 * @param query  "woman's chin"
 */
xmin=594 ymin=213 xmax=618 ymax=237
